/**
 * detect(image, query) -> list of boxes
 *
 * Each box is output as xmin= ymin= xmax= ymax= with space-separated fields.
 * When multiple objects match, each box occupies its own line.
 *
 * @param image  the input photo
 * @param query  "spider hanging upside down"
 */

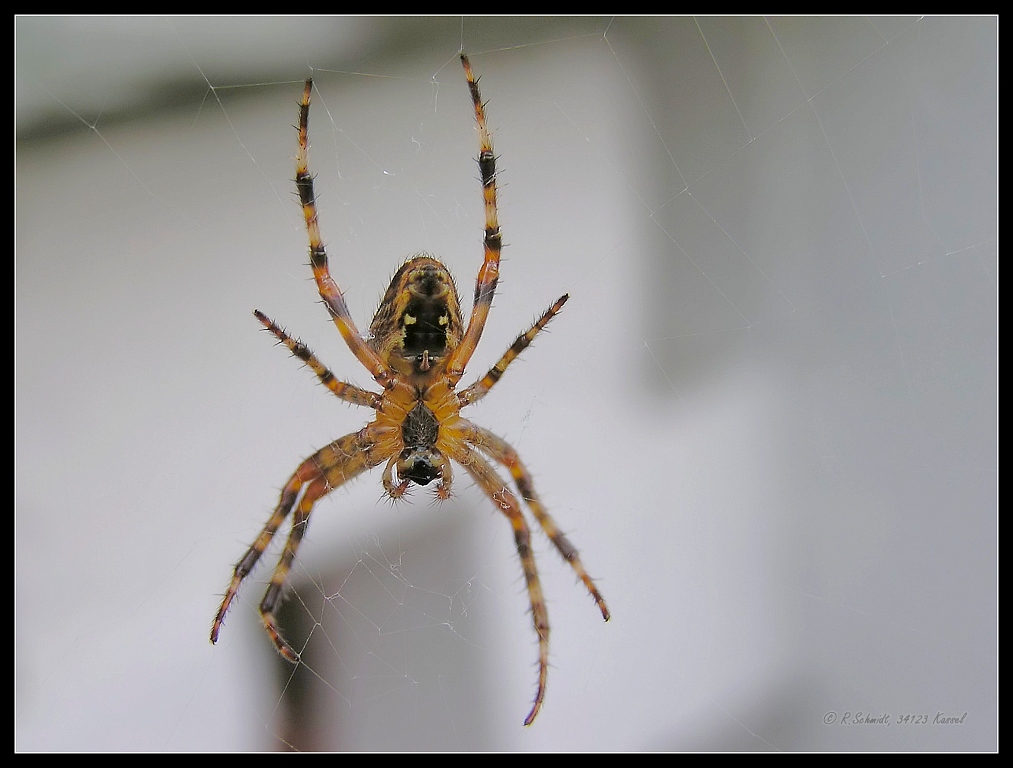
xmin=210 ymin=53 xmax=610 ymax=726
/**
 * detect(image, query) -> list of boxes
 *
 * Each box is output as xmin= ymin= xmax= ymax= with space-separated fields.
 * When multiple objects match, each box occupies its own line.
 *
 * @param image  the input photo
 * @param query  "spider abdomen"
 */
xmin=369 ymin=256 xmax=463 ymax=376
xmin=402 ymin=296 xmax=451 ymax=358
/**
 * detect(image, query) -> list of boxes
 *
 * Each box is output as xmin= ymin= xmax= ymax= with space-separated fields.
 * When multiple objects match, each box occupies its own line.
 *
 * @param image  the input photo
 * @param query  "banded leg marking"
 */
xmin=448 ymin=54 xmax=504 ymax=380
xmin=451 ymin=443 xmax=550 ymax=726
xmin=466 ymin=421 xmax=610 ymax=622
xmin=458 ymin=294 xmax=569 ymax=407
xmin=295 ymin=80 xmax=394 ymax=390
xmin=255 ymin=310 xmax=381 ymax=408
xmin=211 ymin=457 xmax=320 ymax=645
xmin=258 ymin=476 xmax=328 ymax=661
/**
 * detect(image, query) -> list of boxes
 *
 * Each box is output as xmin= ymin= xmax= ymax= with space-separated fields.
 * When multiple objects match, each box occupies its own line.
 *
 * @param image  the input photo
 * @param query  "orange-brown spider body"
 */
xmin=211 ymin=55 xmax=609 ymax=726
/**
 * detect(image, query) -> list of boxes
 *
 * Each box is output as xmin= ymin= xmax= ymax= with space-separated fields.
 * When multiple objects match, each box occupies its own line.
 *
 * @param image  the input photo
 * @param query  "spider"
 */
xmin=210 ymin=53 xmax=609 ymax=726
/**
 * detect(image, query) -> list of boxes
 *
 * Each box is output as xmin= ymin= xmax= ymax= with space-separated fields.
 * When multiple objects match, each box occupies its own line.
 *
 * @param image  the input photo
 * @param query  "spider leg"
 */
xmin=446 ymin=54 xmax=503 ymax=382
xmin=449 ymin=442 xmax=549 ymax=726
xmin=211 ymin=426 xmax=394 ymax=656
xmin=295 ymin=80 xmax=396 ymax=391
xmin=458 ymin=294 xmax=569 ymax=407
xmin=258 ymin=474 xmax=328 ymax=661
xmin=211 ymin=456 xmax=320 ymax=645
xmin=463 ymin=422 xmax=611 ymax=622
xmin=254 ymin=310 xmax=381 ymax=408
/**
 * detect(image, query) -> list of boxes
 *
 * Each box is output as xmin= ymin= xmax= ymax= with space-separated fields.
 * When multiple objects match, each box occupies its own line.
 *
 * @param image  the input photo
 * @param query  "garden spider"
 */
xmin=210 ymin=54 xmax=610 ymax=726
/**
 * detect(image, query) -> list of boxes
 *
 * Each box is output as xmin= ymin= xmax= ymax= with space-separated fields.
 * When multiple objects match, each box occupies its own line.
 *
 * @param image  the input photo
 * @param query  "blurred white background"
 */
xmin=16 ymin=16 xmax=996 ymax=751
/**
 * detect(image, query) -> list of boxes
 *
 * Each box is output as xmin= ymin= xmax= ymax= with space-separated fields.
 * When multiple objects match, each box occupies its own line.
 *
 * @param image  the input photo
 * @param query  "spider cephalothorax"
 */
xmin=211 ymin=54 xmax=609 ymax=726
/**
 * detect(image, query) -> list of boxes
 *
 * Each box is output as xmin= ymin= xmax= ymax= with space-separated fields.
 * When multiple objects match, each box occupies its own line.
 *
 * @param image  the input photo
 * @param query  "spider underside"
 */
xmin=210 ymin=54 xmax=610 ymax=726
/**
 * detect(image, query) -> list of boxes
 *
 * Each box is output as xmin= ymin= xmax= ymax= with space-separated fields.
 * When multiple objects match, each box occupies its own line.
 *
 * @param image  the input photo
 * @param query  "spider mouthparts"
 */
xmin=402 ymin=458 xmax=440 ymax=486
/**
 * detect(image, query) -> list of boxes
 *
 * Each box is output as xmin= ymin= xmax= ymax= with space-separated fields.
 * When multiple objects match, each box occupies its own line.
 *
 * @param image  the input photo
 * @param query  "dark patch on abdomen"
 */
xmin=402 ymin=297 xmax=448 ymax=356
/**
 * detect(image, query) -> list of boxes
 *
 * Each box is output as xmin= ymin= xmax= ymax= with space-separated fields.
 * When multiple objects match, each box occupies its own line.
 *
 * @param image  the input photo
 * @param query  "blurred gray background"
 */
xmin=16 ymin=16 xmax=996 ymax=751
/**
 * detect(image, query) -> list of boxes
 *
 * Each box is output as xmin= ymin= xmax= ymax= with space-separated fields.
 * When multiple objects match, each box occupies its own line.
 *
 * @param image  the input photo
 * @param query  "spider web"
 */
xmin=15 ymin=16 xmax=996 ymax=752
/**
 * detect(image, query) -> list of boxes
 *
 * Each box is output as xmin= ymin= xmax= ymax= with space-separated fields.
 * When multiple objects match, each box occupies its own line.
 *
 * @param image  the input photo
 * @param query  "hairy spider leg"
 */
xmin=458 ymin=294 xmax=569 ymax=407
xmin=466 ymin=422 xmax=611 ymax=622
xmin=211 ymin=428 xmax=392 ymax=657
xmin=446 ymin=54 xmax=503 ymax=382
xmin=254 ymin=310 xmax=381 ymax=409
xmin=258 ymin=475 xmax=327 ymax=660
xmin=450 ymin=442 xmax=550 ymax=726
xmin=295 ymin=80 xmax=398 ymax=392
xmin=211 ymin=456 xmax=320 ymax=645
